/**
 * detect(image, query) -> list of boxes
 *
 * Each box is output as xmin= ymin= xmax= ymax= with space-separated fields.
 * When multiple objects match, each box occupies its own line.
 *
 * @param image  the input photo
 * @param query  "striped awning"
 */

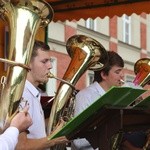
xmin=46 ymin=0 xmax=150 ymax=21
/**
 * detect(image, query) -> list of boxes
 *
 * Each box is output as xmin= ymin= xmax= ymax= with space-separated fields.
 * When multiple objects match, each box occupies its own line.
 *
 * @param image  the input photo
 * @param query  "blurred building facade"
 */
xmin=46 ymin=13 xmax=150 ymax=96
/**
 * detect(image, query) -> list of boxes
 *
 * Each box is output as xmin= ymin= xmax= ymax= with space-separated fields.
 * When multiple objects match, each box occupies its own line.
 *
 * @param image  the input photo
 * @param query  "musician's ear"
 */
xmin=101 ymin=71 xmax=107 ymax=80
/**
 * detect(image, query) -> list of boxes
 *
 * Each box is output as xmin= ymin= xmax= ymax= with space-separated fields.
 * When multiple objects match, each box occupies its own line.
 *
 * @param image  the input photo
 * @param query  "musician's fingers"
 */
xmin=52 ymin=136 xmax=69 ymax=145
xmin=57 ymin=136 xmax=69 ymax=143
xmin=23 ymin=105 xmax=29 ymax=112
xmin=19 ymin=105 xmax=29 ymax=115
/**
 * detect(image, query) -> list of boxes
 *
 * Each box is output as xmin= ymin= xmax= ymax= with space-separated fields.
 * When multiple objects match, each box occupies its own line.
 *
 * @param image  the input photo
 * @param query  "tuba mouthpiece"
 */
xmin=120 ymin=79 xmax=125 ymax=84
xmin=47 ymin=72 xmax=55 ymax=78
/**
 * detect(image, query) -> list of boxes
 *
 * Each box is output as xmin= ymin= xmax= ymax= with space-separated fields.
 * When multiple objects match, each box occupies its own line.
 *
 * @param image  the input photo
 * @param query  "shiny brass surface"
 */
xmin=47 ymin=35 xmax=108 ymax=141
xmin=47 ymin=72 xmax=75 ymax=89
xmin=133 ymin=58 xmax=150 ymax=87
xmin=0 ymin=0 xmax=53 ymax=131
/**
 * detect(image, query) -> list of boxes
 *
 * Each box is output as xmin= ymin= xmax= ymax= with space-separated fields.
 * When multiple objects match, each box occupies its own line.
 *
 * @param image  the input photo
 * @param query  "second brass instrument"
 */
xmin=47 ymin=35 xmax=108 ymax=140
xmin=133 ymin=58 xmax=150 ymax=87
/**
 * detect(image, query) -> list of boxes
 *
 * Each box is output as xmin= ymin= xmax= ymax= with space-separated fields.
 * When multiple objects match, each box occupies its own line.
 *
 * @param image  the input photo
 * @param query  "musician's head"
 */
xmin=94 ymin=51 xmax=124 ymax=87
xmin=31 ymin=40 xmax=51 ymax=59
xmin=28 ymin=40 xmax=52 ymax=87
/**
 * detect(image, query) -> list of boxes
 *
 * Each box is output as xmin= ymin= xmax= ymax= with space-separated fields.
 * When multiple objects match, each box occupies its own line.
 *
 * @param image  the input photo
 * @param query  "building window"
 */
xmin=125 ymin=74 xmax=135 ymax=83
xmin=46 ymin=57 xmax=57 ymax=96
xmin=123 ymin=15 xmax=131 ymax=44
xmin=86 ymin=18 xmax=96 ymax=31
xmin=87 ymin=71 xmax=94 ymax=86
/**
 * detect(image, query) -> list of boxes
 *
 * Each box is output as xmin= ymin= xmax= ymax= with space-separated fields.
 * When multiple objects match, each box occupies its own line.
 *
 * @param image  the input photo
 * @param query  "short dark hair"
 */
xmin=94 ymin=51 xmax=124 ymax=82
xmin=31 ymin=40 xmax=50 ymax=59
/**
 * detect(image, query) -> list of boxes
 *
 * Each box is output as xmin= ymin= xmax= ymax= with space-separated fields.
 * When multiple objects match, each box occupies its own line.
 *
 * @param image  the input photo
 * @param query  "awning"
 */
xmin=46 ymin=0 xmax=150 ymax=21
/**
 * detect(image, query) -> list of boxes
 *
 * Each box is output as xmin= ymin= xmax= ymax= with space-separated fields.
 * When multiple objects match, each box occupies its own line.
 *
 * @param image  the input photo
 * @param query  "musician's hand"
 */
xmin=47 ymin=136 xmax=69 ymax=147
xmin=10 ymin=105 xmax=32 ymax=132
xmin=47 ymin=118 xmax=70 ymax=147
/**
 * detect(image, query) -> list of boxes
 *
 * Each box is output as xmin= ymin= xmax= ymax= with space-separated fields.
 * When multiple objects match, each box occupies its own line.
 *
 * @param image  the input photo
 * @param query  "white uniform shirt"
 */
xmin=20 ymin=80 xmax=46 ymax=139
xmin=73 ymin=82 xmax=106 ymax=150
xmin=0 ymin=127 xmax=19 ymax=150
xmin=75 ymin=81 xmax=105 ymax=115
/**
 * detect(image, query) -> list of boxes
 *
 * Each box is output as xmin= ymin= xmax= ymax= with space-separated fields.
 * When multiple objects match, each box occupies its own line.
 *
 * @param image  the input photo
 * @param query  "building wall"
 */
xmin=146 ymin=15 xmax=150 ymax=53
xmin=47 ymin=14 xmax=150 ymax=95
xmin=131 ymin=14 xmax=141 ymax=48
xmin=0 ymin=13 xmax=150 ymax=96
xmin=0 ymin=13 xmax=149 ymax=96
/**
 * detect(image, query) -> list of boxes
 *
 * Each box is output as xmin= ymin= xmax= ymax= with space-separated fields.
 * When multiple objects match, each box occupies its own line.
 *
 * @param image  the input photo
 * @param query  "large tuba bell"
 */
xmin=0 ymin=0 xmax=53 ymax=131
xmin=133 ymin=58 xmax=150 ymax=87
xmin=47 ymin=35 xmax=108 ymax=140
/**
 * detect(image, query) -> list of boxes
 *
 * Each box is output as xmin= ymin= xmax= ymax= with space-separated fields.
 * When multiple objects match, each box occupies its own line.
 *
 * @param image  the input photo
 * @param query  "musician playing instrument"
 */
xmin=0 ymin=105 xmax=32 ymax=150
xmin=16 ymin=40 xmax=68 ymax=150
xmin=72 ymin=51 xmax=125 ymax=150
xmin=72 ymin=51 xmax=150 ymax=150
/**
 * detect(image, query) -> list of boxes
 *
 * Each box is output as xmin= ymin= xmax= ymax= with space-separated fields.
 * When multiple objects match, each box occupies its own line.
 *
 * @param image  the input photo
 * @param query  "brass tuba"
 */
xmin=47 ymin=35 xmax=108 ymax=140
xmin=133 ymin=58 xmax=150 ymax=150
xmin=0 ymin=0 xmax=53 ymax=131
xmin=133 ymin=58 xmax=150 ymax=87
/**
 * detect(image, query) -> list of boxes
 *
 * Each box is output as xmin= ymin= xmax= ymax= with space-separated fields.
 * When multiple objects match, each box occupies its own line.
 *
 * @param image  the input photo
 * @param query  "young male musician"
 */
xmin=16 ymin=40 xmax=68 ymax=150
xmin=72 ymin=51 xmax=148 ymax=150
xmin=72 ymin=51 xmax=125 ymax=150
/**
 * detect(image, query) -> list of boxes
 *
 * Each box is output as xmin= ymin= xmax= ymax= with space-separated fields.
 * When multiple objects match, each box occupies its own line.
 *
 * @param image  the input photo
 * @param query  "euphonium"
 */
xmin=133 ymin=58 xmax=150 ymax=87
xmin=47 ymin=35 xmax=108 ymax=140
xmin=133 ymin=58 xmax=150 ymax=150
xmin=0 ymin=0 xmax=53 ymax=131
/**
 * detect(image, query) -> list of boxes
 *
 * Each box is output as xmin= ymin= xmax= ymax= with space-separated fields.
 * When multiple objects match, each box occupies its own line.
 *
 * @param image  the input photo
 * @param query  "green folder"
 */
xmin=134 ymin=95 xmax=150 ymax=109
xmin=49 ymin=86 xmax=146 ymax=139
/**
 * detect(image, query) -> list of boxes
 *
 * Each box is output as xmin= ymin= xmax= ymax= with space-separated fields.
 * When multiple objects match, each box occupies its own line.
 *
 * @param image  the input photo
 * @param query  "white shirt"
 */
xmin=75 ymin=81 xmax=105 ymax=115
xmin=73 ymin=82 xmax=105 ymax=150
xmin=0 ymin=127 xmax=19 ymax=150
xmin=20 ymin=80 xmax=46 ymax=139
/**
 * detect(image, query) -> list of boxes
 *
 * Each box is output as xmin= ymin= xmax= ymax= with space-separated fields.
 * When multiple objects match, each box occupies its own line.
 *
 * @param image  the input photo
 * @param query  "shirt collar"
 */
xmin=93 ymin=81 xmax=106 ymax=96
xmin=25 ymin=80 xmax=40 ymax=98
